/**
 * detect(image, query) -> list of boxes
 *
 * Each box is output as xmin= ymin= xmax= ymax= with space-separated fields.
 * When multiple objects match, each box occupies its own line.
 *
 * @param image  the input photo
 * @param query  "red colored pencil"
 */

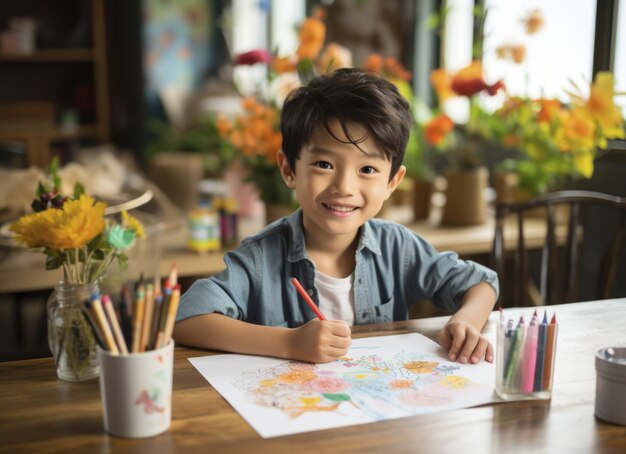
xmin=291 ymin=277 xmax=326 ymax=320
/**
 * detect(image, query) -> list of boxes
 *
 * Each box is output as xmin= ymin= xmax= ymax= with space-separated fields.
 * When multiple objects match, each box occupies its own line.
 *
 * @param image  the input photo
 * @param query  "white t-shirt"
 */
xmin=315 ymin=270 xmax=355 ymax=326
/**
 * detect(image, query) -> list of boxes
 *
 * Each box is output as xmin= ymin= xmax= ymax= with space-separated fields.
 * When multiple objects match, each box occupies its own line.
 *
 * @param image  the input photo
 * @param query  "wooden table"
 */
xmin=0 ymin=207 xmax=565 ymax=295
xmin=1 ymin=298 xmax=624 ymax=453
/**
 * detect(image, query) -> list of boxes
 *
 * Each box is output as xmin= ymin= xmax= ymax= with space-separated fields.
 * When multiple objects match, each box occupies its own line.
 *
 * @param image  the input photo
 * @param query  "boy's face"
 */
xmin=278 ymin=119 xmax=405 ymax=244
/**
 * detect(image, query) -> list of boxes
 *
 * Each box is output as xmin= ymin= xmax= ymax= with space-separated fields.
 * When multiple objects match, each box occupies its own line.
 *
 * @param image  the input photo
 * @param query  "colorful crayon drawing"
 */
xmin=189 ymin=333 xmax=498 ymax=438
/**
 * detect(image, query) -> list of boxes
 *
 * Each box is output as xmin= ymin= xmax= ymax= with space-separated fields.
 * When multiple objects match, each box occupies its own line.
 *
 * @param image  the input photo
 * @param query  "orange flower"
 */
xmin=451 ymin=61 xmax=505 ymax=97
xmin=363 ymin=53 xmax=383 ymax=74
xmin=558 ymin=108 xmax=596 ymax=153
xmin=495 ymin=44 xmax=527 ymax=64
xmin=296 ymin=17 xmax=326 ymax=61
xmin=535 ymin=99 xmax=562 ymax=123
xmin=424 ymin=114 xmax=454 ymax=146
xmin=583 ymin=72 xmax=625 ymax=139
xmin=271 ymin=56 xmax=297 ymax=74
xmin=521 ymin=9 xmax=544 ymax=35
xmin=430 ymin=68 xmax=453 ymax=102
xmin=363 ymin=53 xmax=411 ymax=81
xmin=316 ymin=43 xmax=353 ymax=74
xmin=215 ymin=114 xmax=232 ymax=136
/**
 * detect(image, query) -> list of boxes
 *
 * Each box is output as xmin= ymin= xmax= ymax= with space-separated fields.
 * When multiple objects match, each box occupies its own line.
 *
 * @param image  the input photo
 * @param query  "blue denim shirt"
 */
xmin=177 ymin=209 xmax=499 ymax=327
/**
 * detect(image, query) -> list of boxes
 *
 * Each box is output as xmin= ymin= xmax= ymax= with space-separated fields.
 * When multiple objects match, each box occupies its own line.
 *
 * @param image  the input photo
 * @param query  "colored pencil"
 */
xmin=533 ymin=311 xmax=548 ymax=391
xmin=521 ymin=314 xmax=539 ymax=393
xmin=542 ymin=314 xmax=557 ymax=390
xmin=88 ymin=294 xmax=119 ymax=354
xmin=81 ymin=303 xmax=105 ymax=349
xmin=140 ymin=283 xmax=155 ymax=352
xmin=291 ymin=277 xmax=326 ymax=320
xmin=505 ymin=316 xmax=525 ymax=388
xmin=155 ymin=286 xmax=180 ymax=349
xmin=131 ymin=287 xmax=145 ymax=353
xmin=102 ymin=294 xmax=128 ymax=354
xmin=168 ymin=262 xmax=178 ymax=287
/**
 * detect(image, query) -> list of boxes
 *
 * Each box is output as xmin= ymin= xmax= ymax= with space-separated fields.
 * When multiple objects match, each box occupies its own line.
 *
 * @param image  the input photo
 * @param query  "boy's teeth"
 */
xmin=326 ymin=204 xmax=355 ymax=212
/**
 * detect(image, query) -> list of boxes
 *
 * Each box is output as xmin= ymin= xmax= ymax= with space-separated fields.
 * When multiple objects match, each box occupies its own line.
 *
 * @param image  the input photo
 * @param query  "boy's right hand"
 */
xmin=288 ymin=319 xmax=352 ymax=363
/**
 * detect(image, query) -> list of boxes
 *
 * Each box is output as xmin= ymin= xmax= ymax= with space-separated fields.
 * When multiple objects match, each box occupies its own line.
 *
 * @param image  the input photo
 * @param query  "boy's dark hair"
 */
xmin=280 ymin=68 xmax=412 ymax=179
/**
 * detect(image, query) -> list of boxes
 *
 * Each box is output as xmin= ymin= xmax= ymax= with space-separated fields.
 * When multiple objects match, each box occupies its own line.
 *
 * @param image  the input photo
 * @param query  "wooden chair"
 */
xmin=492 ymin=190 xmax=626 ymax=307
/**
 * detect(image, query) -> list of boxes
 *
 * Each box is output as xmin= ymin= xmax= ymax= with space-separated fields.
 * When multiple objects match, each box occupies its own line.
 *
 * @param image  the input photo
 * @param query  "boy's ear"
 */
xmin=384 ymin=165 xmax=406 ymax=200
xmin=277 ymin=150 xmax=296 ymax=189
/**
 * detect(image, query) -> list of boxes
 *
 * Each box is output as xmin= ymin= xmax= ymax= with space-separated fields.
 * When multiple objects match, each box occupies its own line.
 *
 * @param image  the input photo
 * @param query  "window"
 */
xmin=482 ymin=0 xmax=596 ymax=106
xmin=614 ymin=2 xmax=626 ymax=117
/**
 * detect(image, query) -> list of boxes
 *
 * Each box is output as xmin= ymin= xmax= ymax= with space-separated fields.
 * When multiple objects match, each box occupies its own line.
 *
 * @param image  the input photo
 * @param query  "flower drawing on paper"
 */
xmin=234 ymin=351 xmax=488 ymax=422
xmin=403 ymin=361 xmax=439 ymax=374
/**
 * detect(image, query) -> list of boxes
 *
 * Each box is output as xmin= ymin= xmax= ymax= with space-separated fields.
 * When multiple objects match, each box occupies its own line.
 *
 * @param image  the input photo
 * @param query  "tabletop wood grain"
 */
xmin=1 ymin=299 xmax=625 ymax=453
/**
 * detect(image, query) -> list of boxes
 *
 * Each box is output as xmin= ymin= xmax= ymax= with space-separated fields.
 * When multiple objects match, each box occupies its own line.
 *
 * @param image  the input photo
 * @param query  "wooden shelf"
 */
xmin=0 ymin=49 xmax=95 ymax=62
xmin=48 ymin=124 xmax=99 ymax=140
xmin=0 ymin=0 xmax=109 ymax=168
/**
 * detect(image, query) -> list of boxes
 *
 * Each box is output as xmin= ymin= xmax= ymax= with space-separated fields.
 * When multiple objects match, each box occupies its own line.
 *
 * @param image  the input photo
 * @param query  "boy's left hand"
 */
xmin=437 ymin=320 xmax=493 ymax=364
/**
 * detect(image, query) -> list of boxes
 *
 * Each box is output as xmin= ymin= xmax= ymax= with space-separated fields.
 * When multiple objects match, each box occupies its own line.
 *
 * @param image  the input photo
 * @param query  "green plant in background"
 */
xmin=146 ymin=114 xmax=236 ymax=178
xmin=490 ymin=72 xmax=625 ymax=195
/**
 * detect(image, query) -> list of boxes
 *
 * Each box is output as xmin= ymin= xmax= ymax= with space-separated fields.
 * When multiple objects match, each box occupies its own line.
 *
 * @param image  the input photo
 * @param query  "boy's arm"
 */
xmin=436 ymin=282 xmax=497 ymax=364
xmin=174 ymin=313 xmax=352 ymax=363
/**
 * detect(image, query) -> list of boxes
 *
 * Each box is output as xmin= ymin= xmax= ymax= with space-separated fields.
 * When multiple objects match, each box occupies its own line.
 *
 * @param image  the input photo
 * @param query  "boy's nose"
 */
xmin=331 ymin=170 xmax=356 ymax=196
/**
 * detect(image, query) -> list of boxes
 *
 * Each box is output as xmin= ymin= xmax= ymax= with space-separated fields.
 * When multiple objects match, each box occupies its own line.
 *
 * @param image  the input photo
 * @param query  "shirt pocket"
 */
xmin=373 ymin=295 xmax=395 ymax=323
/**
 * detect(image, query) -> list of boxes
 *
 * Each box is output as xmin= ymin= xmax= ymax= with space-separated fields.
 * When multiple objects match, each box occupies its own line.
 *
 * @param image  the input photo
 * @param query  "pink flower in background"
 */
xmin=234 ymin=49 xmax=271 ymax=66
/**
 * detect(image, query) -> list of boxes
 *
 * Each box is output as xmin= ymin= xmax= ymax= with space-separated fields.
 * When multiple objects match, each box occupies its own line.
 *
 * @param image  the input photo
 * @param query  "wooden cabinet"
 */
xmin=0 ymin=0 xmax=109 ymax=168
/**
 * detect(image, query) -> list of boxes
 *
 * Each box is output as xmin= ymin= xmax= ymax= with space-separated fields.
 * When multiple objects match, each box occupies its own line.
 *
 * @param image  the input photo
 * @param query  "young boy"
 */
xmin=174 ymin=68 xmax=498 ymax=365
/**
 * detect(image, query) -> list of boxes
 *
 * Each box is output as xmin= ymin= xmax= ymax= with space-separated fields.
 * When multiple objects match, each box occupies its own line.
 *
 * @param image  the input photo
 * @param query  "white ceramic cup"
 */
xmin=97 ymin=340 xmax=174 ymax=438
xmin=595 ymin=347 xmax=626 ymax=426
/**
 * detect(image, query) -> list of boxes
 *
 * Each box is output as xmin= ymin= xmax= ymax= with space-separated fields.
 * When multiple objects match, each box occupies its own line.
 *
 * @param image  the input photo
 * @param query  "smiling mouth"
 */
xmin=322 ymin=203 xmax=358 ymax=213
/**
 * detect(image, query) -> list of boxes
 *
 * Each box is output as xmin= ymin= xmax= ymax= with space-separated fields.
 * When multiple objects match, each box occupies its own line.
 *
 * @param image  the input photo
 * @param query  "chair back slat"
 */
xmin=492 ymin=190 xmax=626 ymax=307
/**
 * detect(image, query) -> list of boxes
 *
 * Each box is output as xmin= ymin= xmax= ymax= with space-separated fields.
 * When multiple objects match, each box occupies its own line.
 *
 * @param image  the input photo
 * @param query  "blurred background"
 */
xmin=0 ymin=0 xmax=625 ymax=362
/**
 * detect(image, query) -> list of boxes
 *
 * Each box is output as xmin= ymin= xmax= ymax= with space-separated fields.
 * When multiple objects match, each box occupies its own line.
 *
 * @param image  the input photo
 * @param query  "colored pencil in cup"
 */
xmin=168 ymin=262 xmax=178 ymax=288
xmin=542 ymin=314 xmax=557 ymax=390
xmin=81 ymin=302 xmax=105 ymax=349
xmin=155 ymin=286 xmax=180 ymax=349
xmin=102 ymin=294 xmax=128 ymax=354
xmin=533 ymin=311 xmax=548 ymax=391
xmin=521 ymin=314 xmax=538 ymax=393
xmin=291 ymin=277 xmax=326 ymax=320
xmin=140 ymin=283 xmax=155 ymax=352
xmin=505 ymin=316 xmax=525 ymax=389
xmin=88 ymin=293 xmax=119 ymax=355
xmin=131 ymin=287 xmax=145 ymax=353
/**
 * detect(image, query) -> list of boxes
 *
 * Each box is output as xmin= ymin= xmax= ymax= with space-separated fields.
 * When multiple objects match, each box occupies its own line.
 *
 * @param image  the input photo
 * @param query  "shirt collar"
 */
xmin=286 ymin=209 xmax=382 ymax=262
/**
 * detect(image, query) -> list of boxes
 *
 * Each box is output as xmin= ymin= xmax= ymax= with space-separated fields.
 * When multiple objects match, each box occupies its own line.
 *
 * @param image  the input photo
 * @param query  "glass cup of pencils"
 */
xmin=495 ymin=310 xmax=558 ymax=400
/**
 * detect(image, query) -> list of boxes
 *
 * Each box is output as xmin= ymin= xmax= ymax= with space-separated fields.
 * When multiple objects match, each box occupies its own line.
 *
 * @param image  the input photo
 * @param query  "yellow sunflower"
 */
xmin=11 ymin=194 xmax=105 ymax=251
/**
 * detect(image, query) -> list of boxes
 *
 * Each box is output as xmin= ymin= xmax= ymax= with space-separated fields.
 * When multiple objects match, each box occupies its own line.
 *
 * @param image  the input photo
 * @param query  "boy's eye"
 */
xmin=314 ymin=161 xmax=332 ymax=170
xmin=361 ymin=166 xmax=377 ymax=174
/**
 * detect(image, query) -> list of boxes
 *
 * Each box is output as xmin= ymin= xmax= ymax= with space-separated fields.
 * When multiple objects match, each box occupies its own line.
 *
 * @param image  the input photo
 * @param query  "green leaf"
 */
xmin=73 ymin=182 xmax=85 ymax=199
xmin=45 ymin=254 xmax=64 ymax=270
xmin=116 ymin=253 xmax=128 ymax=272
xmin=87 ymin=234 xmax=108 ymax=252
xmin=36 ymin=181 xmax=47 ymax=197
xmin=92 ymin=249 xmax=106 ymax=260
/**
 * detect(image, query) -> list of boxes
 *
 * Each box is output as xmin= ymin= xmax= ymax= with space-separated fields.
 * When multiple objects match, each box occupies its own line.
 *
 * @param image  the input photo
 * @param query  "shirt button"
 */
xmin=307 ymin=289 xmax=314 ymax=296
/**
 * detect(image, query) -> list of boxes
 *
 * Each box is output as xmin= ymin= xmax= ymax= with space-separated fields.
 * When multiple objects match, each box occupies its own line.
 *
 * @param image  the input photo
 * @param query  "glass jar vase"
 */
xmin=47 ymin=280 xmax=100 ymax=381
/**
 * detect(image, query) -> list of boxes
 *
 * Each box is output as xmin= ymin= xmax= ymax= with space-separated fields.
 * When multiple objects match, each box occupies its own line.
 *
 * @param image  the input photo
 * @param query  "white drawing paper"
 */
xmin=189 ymin=332 xmax=499 ymax=438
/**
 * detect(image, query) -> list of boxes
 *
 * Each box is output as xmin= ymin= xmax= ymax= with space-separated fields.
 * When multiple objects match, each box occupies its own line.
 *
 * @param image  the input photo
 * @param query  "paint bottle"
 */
xmin=187 ymin=199 xmax=221 ymax=253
